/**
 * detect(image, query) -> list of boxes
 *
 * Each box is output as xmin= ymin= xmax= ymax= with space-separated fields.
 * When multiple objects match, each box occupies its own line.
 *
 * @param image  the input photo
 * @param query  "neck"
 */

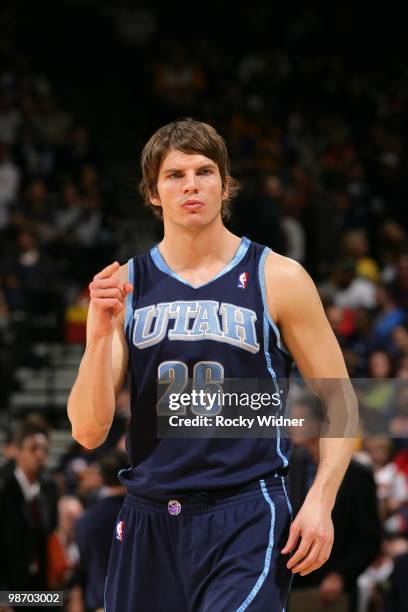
xmin=159 ymin=219 xmax=240 ymax=271
xmin=17 ymin=465 xmax=38 ymax=485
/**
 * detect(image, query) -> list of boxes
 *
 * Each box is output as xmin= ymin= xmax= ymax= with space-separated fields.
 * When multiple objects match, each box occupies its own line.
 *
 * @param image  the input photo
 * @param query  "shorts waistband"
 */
xmin=124 ymin=468 xmax=289 ymax=516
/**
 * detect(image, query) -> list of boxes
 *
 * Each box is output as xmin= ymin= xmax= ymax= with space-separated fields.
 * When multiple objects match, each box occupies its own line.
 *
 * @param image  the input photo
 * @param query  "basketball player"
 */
xmin=68 ymin=119 xmax=356 ymax=611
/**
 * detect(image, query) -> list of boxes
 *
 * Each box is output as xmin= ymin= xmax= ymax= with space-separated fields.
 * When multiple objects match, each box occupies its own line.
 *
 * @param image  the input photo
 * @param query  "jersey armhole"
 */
xmin=258 ymin=247 xmax=290 ymax=357
xmin=124 ymin=258 xmax=134 ymax=338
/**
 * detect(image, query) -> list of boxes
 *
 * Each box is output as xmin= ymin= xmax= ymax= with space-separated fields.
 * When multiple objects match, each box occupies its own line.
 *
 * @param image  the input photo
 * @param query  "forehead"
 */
xmin=22 ymin=433 xmax=48 ymax=448
xmin=159 ymin=149 xmax=217 ymax=172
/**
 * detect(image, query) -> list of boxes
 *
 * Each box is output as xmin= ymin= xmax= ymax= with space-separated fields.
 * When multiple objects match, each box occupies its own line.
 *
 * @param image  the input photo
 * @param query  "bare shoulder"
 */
xmin=264 ymin=252 xmax=320 ymax=323
xmin=265 ymin=251 xmax=310 ymax=283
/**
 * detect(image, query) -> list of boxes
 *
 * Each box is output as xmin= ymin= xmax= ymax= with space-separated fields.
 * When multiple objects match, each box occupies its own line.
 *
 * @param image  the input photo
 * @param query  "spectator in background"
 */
xmin=363 ymin=437 xmax=408 ymax=527
xmin=359 ymin=351 xmax=395 ymax=434
xmin=55 ymin=388 xmax=129 ymax=499
xmin=389 ymin=383 xmax=408 ymax=447
xmin=391 ymin=551 xmax=408 ymax=612
xmin=56 ymin=443 xmax=102 ymax=507
xmin=154 ymin=45 xmax=205 ymax=111
xmin=0 ymin=427 xmax=17 ymax=481
xmin=370 ymin=284 xmax=406 ymax=353
xmin=33 ymin=94 xmax=72 ymax=149
xmin=0 ymin=417 xmax=58 ymax=592
xmin=1 ymin=230 xmax=64 ymax=341
xmin=335 ymin=260 xmax=377 ymax=310
xmin=378 ymin=220 xmax=407 ymax=283
xmin=253 ymin=173 xmax=286 ymax=253
xmin=342 ymin=229 xmax=379 ymax=283
xmin=319 ymin=260 xmax=377 ymax=310
xmin=393 ymin=251 xmax=408 ymax=311
xmin=55 ymin=181 xmax=83 ymax=234
xmin=289 ymin=399 xmax=381 ymax=612
xmin=0 ymin=89 xmax=21 ymax=145
xmin=57 ymin=124 xmax=98 ymax=177
xmin=342 ymin=308 xmax=376 ymax=376
xmin=75 ymin=450 xmax=128 ymax=612
xmin=0 ymin=288 xmax=18 ymax=413
xmin=392 ymin=324 xmax=408 ymax=359
xmin=15 ymin=124 xmax=55 ymax=180
xmin=47 ymin=496 xmax=83 ymax=590
xmin=0 ymin=142 xmax=20 ymax=228
xmin=15 ymin=177 xmax=56 ymax=243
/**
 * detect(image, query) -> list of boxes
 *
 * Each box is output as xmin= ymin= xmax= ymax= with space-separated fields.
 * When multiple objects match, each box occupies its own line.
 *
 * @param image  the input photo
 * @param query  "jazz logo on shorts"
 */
xmin=238 ymin=272 xmax=249 ymax=289
xmin=116 ymin=520 xmax=124 ymax=542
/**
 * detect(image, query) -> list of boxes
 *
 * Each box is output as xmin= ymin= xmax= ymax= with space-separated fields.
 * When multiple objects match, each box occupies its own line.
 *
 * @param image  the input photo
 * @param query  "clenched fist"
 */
xmin=88 ymin=261 xmax=133 ymax=338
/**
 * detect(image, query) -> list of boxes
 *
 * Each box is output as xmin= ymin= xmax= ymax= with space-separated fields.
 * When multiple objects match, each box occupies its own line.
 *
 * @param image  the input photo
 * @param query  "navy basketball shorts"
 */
xmin=104 ymin=474 xmax=293 ymax=612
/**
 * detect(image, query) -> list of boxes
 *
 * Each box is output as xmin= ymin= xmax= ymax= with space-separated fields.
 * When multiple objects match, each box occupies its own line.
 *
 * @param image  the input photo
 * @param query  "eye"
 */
xmin=199 ymin=168 xmax=212 ymax=175
xmin=169 ymin=172 xmax=181 ymax=179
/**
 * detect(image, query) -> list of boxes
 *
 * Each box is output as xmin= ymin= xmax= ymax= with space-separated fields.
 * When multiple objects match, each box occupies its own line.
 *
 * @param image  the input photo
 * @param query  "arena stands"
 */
xmin=0 ymin=2 xmax=407 ymax=610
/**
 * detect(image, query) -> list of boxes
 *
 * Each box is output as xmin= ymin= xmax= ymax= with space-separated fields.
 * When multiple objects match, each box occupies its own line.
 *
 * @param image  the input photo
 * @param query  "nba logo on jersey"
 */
xmin=116 ymin=520 xmax=124 ymax=542
xmin=238 ymin=272 xmax=249 ymax=289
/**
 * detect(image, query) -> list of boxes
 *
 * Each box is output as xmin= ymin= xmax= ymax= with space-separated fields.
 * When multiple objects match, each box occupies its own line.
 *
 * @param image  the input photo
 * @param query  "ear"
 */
xmin=149 ymin=191 xmax=161 ymax=207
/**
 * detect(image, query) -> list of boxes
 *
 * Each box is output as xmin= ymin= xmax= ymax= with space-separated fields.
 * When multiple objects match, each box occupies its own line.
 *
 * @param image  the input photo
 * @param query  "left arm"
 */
xmin=265 ymin=252 xmax=357 ymax=576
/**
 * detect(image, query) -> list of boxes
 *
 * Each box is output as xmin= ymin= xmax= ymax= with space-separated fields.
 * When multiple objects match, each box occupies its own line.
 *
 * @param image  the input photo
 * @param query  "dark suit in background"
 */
xmin=75 ymin=493 xmax=125 ymax=611
xmin=0 ymin=471 xmax=58 ymax=590
xmin=391 ymin=552 xmax=408 ymax=612
xmin=289 ymin=448 xmax=381 ymax=612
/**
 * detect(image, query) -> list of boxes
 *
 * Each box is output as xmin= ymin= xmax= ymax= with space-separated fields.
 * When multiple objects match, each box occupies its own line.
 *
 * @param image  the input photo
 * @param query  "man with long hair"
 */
xmin=68 ymin=118 xmax=356 ymax=611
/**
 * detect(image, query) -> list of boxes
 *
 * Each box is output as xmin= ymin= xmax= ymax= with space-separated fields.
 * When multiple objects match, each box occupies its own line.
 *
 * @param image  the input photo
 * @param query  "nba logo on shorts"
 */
xmin=238 ymin=272 xmax=249 ymax=289
xmin=116 ymin=520 xmax=124 ymax=542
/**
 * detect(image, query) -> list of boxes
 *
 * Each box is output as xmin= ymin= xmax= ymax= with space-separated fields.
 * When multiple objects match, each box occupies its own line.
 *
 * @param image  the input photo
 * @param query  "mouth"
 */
xmin=181 ymin=199 xmax=204 ymax=211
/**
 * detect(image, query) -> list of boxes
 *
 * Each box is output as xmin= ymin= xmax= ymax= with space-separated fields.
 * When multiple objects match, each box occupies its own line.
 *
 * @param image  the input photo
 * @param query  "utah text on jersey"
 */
xmin=131 ymin=300 xmax=260 ymax=353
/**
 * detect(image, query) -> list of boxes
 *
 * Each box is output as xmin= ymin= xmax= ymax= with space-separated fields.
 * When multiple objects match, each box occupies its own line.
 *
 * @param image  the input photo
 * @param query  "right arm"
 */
xmin=67 ymin=261 xmax=133 ymax=449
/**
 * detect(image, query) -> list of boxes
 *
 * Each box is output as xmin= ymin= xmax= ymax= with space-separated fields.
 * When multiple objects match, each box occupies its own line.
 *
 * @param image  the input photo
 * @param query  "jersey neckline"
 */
xmin=149 ymin=236 xmax=251 ymax=290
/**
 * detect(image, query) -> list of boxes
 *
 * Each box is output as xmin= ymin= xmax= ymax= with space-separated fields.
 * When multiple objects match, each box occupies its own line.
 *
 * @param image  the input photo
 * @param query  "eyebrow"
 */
xmin=162 ymin=163 xmax=216 ymax=174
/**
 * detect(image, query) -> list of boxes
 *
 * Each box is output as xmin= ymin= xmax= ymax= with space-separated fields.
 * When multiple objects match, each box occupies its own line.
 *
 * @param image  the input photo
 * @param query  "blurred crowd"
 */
xmin=0 ymin=1 xmax=408 ymax=611
xmin=0 ymin=407 xmax=129 ymax=612
xmin=0 ymin=54 xmax=120 ymax=412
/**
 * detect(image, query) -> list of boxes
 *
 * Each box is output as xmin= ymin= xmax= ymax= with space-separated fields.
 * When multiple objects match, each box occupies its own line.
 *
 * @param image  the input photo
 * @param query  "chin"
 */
xmin=185 ymin=209 xmax=220 ymax=226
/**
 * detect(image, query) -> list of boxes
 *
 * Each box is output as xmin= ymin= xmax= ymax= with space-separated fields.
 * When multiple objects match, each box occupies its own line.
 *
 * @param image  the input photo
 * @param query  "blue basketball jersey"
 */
xmin=120 ymin=236 xmax=293 ymax=501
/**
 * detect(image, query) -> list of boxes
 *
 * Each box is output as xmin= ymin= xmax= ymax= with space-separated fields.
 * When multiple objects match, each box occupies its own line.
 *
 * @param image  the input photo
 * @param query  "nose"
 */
xmin=182 ymin=171 xmax=199 ymax=194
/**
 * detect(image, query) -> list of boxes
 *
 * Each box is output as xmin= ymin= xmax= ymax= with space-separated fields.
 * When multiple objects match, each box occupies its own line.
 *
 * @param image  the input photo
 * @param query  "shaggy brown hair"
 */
xmin=139 ymin=118 xmax=240 ymax=221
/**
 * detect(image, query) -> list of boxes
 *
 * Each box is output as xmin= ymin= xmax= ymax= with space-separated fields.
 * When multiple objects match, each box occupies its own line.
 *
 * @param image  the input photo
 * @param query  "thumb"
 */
xmin=281 ymin=522 xmax=300 ymax=554
xmin=123 ymin=283 xmax=133 ymax=294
